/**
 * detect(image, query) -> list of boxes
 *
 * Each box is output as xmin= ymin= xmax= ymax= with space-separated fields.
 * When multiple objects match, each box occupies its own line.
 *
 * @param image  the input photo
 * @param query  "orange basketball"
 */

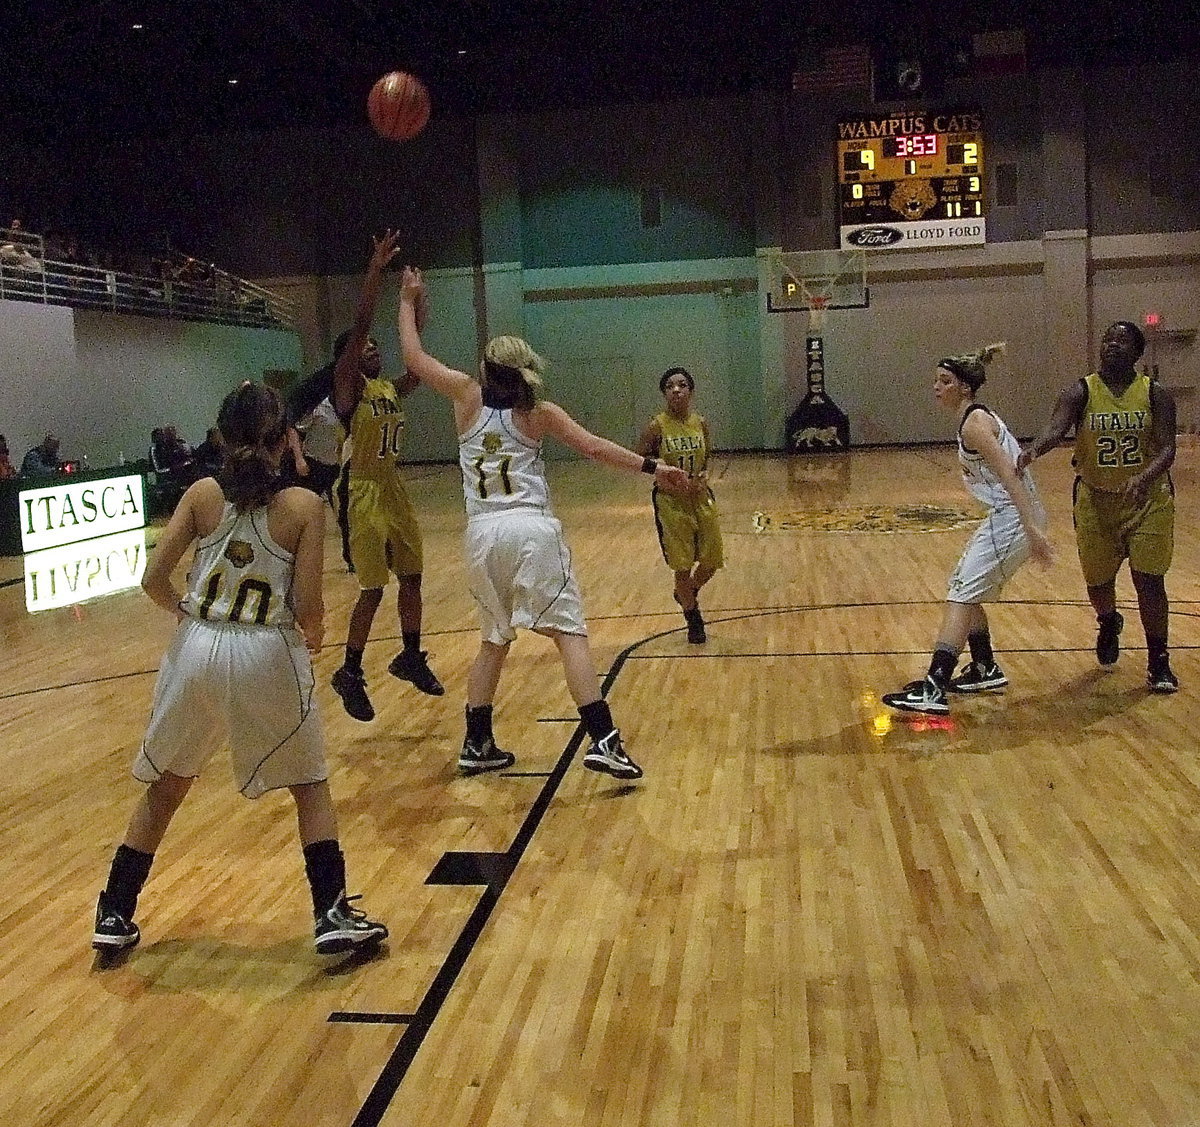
xmin=367 ymin=71 xmax=431 ymax=141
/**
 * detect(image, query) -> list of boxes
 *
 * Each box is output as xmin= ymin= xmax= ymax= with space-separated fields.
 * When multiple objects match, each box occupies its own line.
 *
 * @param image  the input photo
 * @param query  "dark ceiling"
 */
xmin=2 ymin=0 xmax=1198 ymax=141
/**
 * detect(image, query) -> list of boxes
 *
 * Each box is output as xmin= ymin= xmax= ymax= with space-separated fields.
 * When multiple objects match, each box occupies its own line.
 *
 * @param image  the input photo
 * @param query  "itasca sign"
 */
xmin=19 ymin=473 xmax=147 ymax=553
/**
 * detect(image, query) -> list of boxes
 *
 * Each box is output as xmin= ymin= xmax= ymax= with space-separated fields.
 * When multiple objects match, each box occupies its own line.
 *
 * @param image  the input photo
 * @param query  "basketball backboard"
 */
xmin=765 ymin=248 xmax=869 ymax=315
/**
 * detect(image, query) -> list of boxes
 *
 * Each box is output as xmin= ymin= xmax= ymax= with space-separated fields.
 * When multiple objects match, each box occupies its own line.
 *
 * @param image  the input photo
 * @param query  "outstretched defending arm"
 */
xmin=332 ymin=231 xmax=401 ymax=421
xmin=534 ymin=401 xmax=691 ymax=493
xmin=397 ymin=267 xmax=482 ymax=431
xmin=1017 ymin=379 xmax=1086 ymax=472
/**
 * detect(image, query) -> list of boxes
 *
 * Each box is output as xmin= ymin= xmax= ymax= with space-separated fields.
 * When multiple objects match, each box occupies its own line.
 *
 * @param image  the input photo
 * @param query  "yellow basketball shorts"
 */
xmin=652 ymin=488 xmax=724 ymax=573
xmin=345 ymin=478 xmax=423 ymax=589
xmin=1072 ymin=476 xmax=1174 ymax=586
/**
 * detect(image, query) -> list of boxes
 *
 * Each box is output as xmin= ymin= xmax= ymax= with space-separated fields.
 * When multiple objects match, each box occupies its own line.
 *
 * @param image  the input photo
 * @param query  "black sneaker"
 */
xmin=582 ymin=729 xmax=644 ymax=780
xmin=332 ymin=666 xmax=375 ymax=721
xmin=458 ymin=737 xmax=516 ymax=775
xmin=882 ymin=677 xmax=950 ymax=715
xmin=1096 ymin=611 xmax=1123 ymax=667
xmin=387 ymin=650 xmax=445 ymax=696
xmin=92 ymin=892 xmax=140 ymax=952
xmin=314 ymin=894 xmax=388 ymax=955
xmin=684 ymin=605 xmax=707 ymax=644
xmin=1147 ymin=656 xmax=1180 ymax=694
xmin=949 ymin=661 xmax=1008 ymax=693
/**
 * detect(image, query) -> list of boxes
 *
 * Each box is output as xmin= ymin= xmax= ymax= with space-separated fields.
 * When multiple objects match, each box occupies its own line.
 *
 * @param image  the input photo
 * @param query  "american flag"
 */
xmin=792 ymin=45 xmax=872 ymax=95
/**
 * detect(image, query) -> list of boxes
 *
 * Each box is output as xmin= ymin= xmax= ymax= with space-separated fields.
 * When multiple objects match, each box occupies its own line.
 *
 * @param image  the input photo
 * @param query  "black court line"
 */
xmin=345 ymin=627 xmax=674 ymax=1127
xmin=4 ymin=598 xmax=1200 ymax=702
xmin=498 ymin=771 xmax=553 ymax=778
xmin=328 ymin=1012 xmax=414 ymax=1025
xmin=536 ymin=716 xmax=580 ymax=723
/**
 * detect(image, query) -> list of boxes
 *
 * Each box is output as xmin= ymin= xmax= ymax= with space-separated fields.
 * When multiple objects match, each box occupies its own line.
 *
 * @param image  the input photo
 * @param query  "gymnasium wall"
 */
xmin=0 ymin=299 xmax=299 ymax=466
xmin=0 ymin=301 xmax=80 ymax=463
xmin=507 ymin=98 xmax=759 ymax=267
xmin=6 ymin=54 xmax=1200 ymax=453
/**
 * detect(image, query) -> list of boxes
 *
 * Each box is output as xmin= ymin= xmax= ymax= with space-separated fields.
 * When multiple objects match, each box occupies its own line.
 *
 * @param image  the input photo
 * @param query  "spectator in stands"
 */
xmin=149 ymin=428 xmax=166 ymax=471
xmin=22 ymin=435 xmax=62 ymax=477
xmin=152 ymin=426 xmax=199 ymax=483
xmin=0 ymin=436 xmax=16 ymax=480
xmin=193 ymin=427 xmax=225 ymax=477
xmin=0 ymin=221 xmax=39 ymax=271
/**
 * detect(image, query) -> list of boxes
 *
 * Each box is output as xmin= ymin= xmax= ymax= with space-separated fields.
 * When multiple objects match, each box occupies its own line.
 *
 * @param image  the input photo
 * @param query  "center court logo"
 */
xmin=753 ymin=504 xmax=981 ymax=534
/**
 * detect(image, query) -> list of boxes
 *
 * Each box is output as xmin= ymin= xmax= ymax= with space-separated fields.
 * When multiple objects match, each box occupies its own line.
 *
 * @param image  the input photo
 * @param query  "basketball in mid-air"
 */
xmin=367 ymin=72 xmax=431 ymax=141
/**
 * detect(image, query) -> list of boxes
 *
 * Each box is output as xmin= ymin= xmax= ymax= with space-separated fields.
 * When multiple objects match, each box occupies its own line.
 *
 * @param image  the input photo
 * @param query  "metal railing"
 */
xmin=0 ymin=245 xmax=295 ymax=331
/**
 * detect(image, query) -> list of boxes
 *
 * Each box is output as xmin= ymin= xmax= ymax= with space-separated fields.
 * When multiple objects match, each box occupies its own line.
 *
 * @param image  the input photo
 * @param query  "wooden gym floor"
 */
xmin=2 ymin=443 xmax=1200 ymax=1126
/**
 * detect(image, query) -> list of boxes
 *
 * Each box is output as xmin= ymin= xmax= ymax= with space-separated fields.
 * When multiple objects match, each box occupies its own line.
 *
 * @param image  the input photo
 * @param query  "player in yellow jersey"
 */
xmin=635 ymin=367 xmax=724 ymax=643
xmin=1019 ymin=321 xmax=1178 ymax=692
xmin=330 ymin=232 xmax=444 ymax=721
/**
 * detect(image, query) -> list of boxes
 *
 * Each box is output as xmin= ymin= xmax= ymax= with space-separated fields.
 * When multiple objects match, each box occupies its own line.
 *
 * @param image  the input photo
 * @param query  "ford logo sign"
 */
xmin=847 ymin=226 xmax=904 ymax=247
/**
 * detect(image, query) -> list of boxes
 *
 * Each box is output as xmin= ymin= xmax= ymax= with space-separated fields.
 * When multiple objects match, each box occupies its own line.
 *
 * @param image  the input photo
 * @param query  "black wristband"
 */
xmin=641 ymin=456 xmax=657 ymax=475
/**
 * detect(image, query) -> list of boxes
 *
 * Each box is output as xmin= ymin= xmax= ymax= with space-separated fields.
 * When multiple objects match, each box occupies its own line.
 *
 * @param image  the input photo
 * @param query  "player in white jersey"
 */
xmin=93 ymin=383 xmax=387 ymax=959
xmin=397 ymin=266 xmax=690 ymax=780
xmin=883 ymin=344 xmax=1053 ymax=716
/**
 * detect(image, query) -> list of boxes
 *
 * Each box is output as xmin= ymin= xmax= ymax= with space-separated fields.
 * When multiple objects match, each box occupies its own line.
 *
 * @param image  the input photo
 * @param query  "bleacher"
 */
xmin=0 ymin=229 xmax=294 ymax=331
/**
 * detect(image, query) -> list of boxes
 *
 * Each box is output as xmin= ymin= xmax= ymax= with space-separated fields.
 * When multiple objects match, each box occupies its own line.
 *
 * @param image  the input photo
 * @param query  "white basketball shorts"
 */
xmin=947 ymin=504 xmax=1039 ymax=605
xmin=133 ymin=618 xmax=328 ymax=799
xmin=464 ymin=509 xmax=587 ymax=644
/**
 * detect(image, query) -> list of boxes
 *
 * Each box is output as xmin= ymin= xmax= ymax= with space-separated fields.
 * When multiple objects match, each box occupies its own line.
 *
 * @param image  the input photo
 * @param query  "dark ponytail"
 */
xmin=215 ymin=383 xmax=288 ymax=512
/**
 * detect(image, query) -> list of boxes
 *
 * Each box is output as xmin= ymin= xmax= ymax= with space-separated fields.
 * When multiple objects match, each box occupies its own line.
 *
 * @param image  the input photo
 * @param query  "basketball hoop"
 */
xmin=764 ymin=248 xmax=868 ymax=317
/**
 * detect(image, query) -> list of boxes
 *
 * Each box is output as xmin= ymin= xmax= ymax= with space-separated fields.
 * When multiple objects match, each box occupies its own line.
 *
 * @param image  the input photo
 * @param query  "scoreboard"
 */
xmin=836 ymin=111 xmax=985 ymax=251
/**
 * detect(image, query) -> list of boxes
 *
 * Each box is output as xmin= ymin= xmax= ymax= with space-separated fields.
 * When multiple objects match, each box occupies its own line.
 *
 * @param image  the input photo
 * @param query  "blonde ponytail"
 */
xmin=938 ymin=341 xmax=1006 ymax=393
xmin=482 ymin=335 xmax=545 ymax=410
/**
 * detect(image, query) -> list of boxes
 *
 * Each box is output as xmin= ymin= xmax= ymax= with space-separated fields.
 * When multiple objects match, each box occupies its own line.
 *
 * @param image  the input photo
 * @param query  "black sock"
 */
xmin=579 ymin=699 xmax=616 ymax=743
xmin=465 ymin=705 xmax=494 ymax=746
xmin=402 ymin=632 xmax=421 ymax=654
xmin=927 ymin=646 xmax=958 ymax=688
xmin=1147 ymin=635 xmax=1169 ymax=663
xmin=104 ymin=844 xmax=155 ymax=919
xmin=303 ymin=839 xmax=346 ymax=917
xmin=343 ymin=646 xmax=364 ymax=674
xmin=967 ymin=630 xmax=995 ymax=667
xmin=1098 ymin=610 xmax=1122 ymax=627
